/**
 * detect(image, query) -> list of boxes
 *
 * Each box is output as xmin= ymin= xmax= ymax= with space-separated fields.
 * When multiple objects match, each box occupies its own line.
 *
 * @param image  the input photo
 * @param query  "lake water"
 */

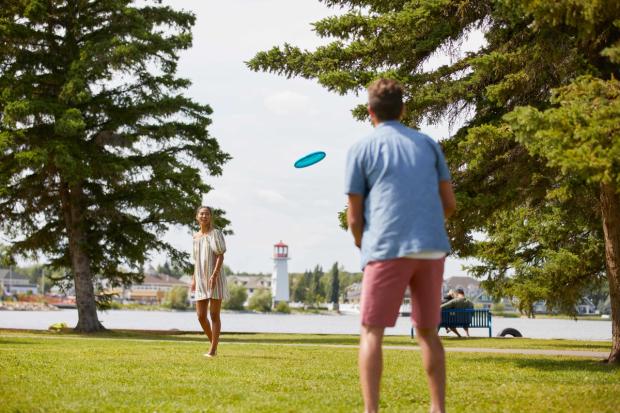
xmin=0 ymin=309 xmax=612 ymax=340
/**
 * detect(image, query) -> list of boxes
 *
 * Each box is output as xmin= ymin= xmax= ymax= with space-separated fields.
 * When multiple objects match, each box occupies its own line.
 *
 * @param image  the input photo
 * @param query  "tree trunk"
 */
xmin=60 ymin=181 xmax=104 ymax=332
xmin=600 ymin=182 xmax=620 ymax=364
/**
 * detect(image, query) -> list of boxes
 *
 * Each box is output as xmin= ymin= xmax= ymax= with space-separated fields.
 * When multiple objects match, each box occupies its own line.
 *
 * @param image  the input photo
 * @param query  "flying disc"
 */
xmin=294 ymin=151 xmax=326 ymax=168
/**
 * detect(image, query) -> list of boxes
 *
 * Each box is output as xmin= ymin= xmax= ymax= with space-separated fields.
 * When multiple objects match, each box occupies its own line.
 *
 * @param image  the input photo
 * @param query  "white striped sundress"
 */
xmin=193 ymin=229 xmax=228 ymax=301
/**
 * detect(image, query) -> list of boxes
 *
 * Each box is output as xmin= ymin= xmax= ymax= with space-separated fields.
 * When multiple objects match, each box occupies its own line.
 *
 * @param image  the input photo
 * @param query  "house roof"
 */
xmin=129 ymin=291 xmax=161 ymax=298
xmin=228 ymin=275 xmax=271 ymax=289
xmin=0 ymin=268 xmax=31 ymax=285
xmin=140 ymin=274 xmax=187 ymax=286
xmin=444 ymin=276 xmax=480 ymax=290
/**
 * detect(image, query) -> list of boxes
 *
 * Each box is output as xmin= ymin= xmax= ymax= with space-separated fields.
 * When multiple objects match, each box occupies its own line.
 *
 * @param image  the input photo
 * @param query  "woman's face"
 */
xmin=196 ymin=207 xmax=211 ymax=226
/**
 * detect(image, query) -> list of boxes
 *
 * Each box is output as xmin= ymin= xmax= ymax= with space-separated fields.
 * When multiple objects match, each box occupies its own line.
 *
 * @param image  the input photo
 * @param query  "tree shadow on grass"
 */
xmin=436 ymin=336 xmax=612 ymax=352
xmin=45 ymin=330 xmax=359 ymax=346
xmin=510 ymin=357 xmax=617 ymax=372
xmin=0 ymin=338 xmax=41 ymax=346
xmin=467 ymin=354 xmax=617 ymax=373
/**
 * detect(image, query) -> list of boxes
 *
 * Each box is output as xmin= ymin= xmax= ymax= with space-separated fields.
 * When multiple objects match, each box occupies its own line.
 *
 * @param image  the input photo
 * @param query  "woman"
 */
xmin=191 ymin=205 xmax=228 ymax=357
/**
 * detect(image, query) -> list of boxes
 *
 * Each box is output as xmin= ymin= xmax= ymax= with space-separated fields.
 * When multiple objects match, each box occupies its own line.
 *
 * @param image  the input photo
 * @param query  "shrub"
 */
xmin=274 ymin=301 xmax=290 ymax=314
xmin=162 ymin=286 xmax=189 ymax=310
xmin=248 ymin=289 xmax=272 ymax=312
xmin=223 ymin=284 xmax=247 ymax=310
xmin=491 ymin=303 xmax=505 ymax=314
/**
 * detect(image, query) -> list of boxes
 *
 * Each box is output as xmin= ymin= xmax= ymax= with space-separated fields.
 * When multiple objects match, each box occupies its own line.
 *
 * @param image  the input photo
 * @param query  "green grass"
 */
xmin=2 ymin=329 xmax=610 ymax=352
xmin=1 ymin=330 xmax=618 ymax=412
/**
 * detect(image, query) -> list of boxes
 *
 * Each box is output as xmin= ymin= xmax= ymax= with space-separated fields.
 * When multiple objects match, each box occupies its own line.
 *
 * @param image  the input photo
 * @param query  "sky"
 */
xmin=151 ymin=0 xmax=485 ymax=276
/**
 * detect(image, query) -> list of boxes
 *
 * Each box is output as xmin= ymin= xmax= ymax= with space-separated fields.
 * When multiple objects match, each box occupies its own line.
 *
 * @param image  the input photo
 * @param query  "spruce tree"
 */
xmin=0 ymin=0 xmax=230 ymax=332
xmin=249 ymin=0 xmax=620 ymax=363
xmin=329 ymin=262 xmax=340 ymax=305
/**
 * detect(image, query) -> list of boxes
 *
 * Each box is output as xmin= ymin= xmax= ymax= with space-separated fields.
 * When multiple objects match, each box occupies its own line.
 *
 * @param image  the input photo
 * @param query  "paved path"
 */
xmin=1 ymin=333 xmax=609 ymax=359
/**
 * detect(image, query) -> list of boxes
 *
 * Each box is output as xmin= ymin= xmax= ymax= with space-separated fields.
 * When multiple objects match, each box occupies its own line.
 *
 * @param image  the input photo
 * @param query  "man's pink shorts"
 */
xmin=360 ymin=257 xmax=445 ymax=328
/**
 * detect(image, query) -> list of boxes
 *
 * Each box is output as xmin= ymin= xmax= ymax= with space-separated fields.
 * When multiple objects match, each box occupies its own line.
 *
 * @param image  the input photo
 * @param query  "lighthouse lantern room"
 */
xmin=272 ymin=241 xmax=290 ymax=304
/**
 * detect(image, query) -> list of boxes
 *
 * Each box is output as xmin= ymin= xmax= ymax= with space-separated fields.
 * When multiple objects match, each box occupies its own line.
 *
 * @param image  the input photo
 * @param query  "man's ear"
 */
xmin=368 ymin=105 xmax=378 ymax=126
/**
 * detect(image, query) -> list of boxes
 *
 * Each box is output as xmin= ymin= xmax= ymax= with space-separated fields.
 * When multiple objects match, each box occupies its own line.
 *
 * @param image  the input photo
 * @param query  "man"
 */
xmin=345 ymin=78 xmax=456 ymax=413
xmin=440 ymin=288 xmax=474 ymax=337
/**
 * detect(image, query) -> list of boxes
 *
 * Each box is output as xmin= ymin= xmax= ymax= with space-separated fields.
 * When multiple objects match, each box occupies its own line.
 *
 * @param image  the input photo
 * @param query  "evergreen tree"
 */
xmin=0 ymin=1 xmax=230 ymax=332
xmin=292 ymin=271 xmax=309 ymax=303
xmin=329 ymin=262 xmax=340 ymax=305
xmin=249 ymin=0 xmax=620 ymax=363
xmin=311 ymin=264 xmax=325 ymax=303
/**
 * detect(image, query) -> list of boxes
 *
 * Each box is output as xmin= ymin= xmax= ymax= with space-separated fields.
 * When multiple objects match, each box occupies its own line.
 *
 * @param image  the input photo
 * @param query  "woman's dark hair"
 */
xmin=195 ymin=205 xmax=212 ymax=215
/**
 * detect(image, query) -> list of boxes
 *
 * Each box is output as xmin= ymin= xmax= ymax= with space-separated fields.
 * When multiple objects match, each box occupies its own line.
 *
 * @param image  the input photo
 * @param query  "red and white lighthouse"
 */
xmin=272 ymin=241 xmax=290 ymax=303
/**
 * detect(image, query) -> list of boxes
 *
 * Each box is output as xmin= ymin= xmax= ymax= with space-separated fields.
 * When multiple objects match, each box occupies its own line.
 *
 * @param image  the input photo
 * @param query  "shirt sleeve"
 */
xmin=344 ymin=144 xmax=367 ymax=195
xmin=211 ymin=229 xmax=227 ymax=255
xmin=431 ymin=140 xmax=452 ymax=182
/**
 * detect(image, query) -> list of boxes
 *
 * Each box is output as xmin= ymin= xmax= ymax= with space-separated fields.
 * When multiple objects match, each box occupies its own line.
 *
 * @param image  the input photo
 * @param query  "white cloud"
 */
xmin=264 ymin=90 xmax=313 ymax=116
xmin=255 ymin=189 xmax=295 ymax=206
xmin=312 ymin=199 xmax=330 ymax=207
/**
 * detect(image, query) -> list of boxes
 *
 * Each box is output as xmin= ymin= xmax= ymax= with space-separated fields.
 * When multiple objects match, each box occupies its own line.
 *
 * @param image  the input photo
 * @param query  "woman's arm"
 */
xmin=209 ymin=253 xmax=224 ymax=291
xmin=212 ymin=254 xmax=224 ymax=278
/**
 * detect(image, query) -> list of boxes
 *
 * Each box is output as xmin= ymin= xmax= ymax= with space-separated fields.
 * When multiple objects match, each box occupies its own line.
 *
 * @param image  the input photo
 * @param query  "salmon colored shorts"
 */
xmin=361 ymin=257 xmax=445 ymax=328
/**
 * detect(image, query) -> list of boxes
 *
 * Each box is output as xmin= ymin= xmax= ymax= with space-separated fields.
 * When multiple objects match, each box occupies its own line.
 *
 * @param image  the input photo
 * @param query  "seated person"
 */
xmin=440 ymin=288 xmax=474 ymax=337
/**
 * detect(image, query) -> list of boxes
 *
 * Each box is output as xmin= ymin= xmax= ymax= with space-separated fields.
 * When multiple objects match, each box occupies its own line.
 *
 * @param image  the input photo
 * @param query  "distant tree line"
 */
xmin=290 ymin=262 xmax=361 ymax=307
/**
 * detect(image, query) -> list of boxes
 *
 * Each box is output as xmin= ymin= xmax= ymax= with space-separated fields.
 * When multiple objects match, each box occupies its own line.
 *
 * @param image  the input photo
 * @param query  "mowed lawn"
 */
xmin=1 ymin=331 xmax=618 ymax=413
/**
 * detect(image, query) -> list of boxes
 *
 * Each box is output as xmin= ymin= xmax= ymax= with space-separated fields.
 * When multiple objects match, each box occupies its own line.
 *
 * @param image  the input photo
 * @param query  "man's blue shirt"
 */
xmin=344 ymin=121 xmax=452 ymax=269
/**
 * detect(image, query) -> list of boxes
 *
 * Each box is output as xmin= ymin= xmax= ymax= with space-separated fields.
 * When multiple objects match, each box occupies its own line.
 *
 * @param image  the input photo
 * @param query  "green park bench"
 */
xmin=411 ymin=308 xmax=492 ymax=338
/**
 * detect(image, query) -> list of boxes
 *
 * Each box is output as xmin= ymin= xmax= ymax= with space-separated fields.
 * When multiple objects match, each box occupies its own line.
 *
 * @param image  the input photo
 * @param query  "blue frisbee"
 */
xmin=294 ymin=151 xmax=326 ymax=168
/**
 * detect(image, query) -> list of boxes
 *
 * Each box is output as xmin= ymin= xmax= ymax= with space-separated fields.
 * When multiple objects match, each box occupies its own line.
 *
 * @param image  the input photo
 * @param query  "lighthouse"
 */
xmin=272 ymin=241 xmax=290 ymax=304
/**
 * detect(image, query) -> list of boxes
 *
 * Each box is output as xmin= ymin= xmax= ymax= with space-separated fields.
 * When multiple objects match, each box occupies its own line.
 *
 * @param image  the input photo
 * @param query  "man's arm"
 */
xmin=347 ymin=194 xmax=364 ymax=249
xmin=440 ymin=298 xmax=456 ymax=309
xmin=439 ymin=180 xmax=456 ymax=219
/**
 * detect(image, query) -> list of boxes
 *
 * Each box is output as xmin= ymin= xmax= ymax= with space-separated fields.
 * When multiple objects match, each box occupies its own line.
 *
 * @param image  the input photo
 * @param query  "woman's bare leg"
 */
xmin=208 ymin=299 xmax=222 ymax=355
xmin=195 ymin=299 xmax=212 ymax=342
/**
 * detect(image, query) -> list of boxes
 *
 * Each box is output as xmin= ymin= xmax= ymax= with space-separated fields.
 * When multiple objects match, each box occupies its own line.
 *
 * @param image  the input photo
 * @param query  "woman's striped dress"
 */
xmin=193 ymin=229 xmax=228 ymax=301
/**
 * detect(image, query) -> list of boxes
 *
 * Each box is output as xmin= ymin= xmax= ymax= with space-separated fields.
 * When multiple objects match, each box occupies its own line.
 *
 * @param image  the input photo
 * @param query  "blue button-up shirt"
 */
xmin=344 ymin=121 xmax=452 ymax=269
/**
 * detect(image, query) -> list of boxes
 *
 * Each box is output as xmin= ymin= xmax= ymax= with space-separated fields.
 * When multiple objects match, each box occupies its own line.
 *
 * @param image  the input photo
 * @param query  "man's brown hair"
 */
xmin=367 ymin=78 xmax=404 ymax=121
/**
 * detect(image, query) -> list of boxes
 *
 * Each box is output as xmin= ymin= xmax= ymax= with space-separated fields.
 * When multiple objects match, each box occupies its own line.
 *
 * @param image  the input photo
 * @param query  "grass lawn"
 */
xmin=1 ymin=330 xmax=618 ymax=412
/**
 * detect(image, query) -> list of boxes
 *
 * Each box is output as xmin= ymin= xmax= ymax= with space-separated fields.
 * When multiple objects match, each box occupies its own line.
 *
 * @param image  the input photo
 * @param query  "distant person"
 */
xmin=345 ymin=78 xmax=456 ymax=413
xmin=191 ymin=206 xmax=228 ymax=357
xmin=442 ymin=289 xmax=456 ymax=304
xmin=440 ymin=289 xmax=456 ymax=334
xmin=440 ymin=288 xmax=474 ymax=337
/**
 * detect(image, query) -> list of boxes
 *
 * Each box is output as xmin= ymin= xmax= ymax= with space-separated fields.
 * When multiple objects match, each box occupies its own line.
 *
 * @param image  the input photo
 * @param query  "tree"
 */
xmin=291 ymin=271 xmax=309 ymax=303
xmin=223 ymin=284 xmax=247 ymax=311
xmin=248 ymin=0 xmax=620 ymax=363
xmin=157 ymin=260 xmax=184 ymax=279
xmin=162 ymin=286 xmax=188 ymax=310
xmin=0 ymin=244 xmax=15 ymax=267
xmin=0 ymin=1 xmax=230 ymax=332
xmin=311 ymin=264 xmax=325 ymax=304
xmin=328 ymin=262 xmax=340 ymax=305
xmin=506 ymin=76 xmax=620 ymax=361
xmin=248 ymin=289 xmax=272 ymax=312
